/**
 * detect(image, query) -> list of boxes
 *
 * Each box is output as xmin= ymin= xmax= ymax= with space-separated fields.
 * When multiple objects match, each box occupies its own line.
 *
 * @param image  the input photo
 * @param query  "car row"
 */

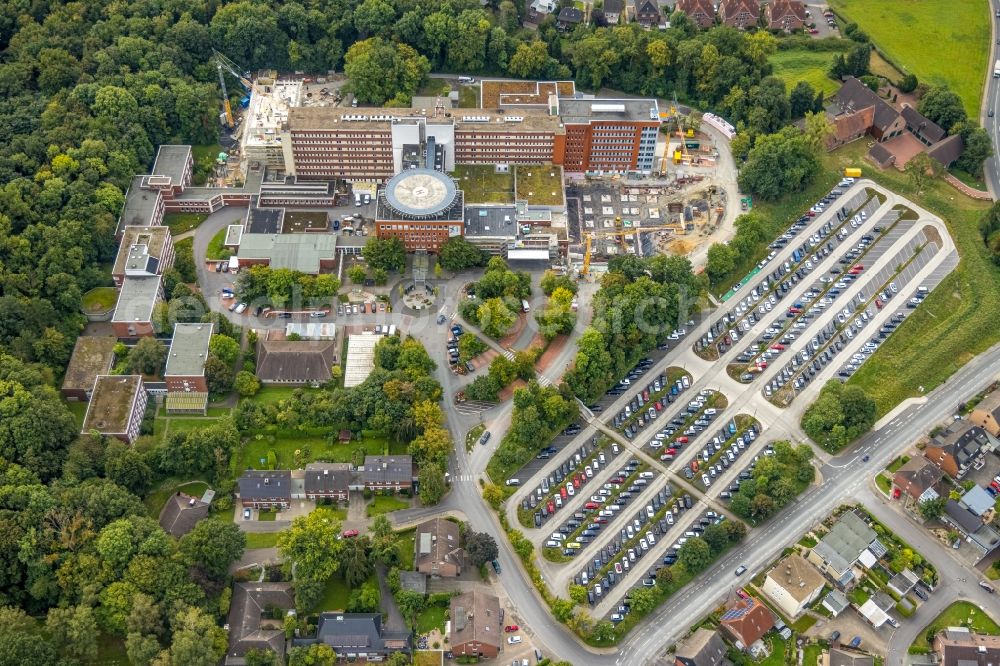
xmin=646 ymin=390 xmax=722 ymax=462
xmin=613 ymin=373 xmax=692 ymax=439
xmin=686 ymin=421 xmax=759 ymax=487
xmin=526 ymin=438 xmax=624 ymax=526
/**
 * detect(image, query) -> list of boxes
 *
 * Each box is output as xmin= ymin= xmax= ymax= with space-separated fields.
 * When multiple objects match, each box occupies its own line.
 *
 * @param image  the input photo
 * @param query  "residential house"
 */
xmin=719 ymin=596 xmax=775 ymax=652
xmin=527 ymin=0 xmax=557 ymax=24
xmin=822 ymin=589 xmax=850 ymax=617
xmin=225 ymin=582 xmax=295 ymax=665
xmin=761 ymin=554 xmax=826 ymax=619
xmin=362 ymin=456 xmax=414 ymax=492
xmin=158 ymin=491 xmax=210 ymax=538
xmin=866 ymin=142 xmax=896 ymax=169
xmin=808 ymin=510 xmax=877 ymax=584
xmin=858 ymin=598 xmax=892 ymax=629
xmin=926 ymin=133 xmax=965 ymax=168
xmin=901 ymin=106 xmax=946 ymax=147
xmin=718 ymin=0 xmax=760 ymax=29
xmin=830 ymin=77 xmax=906 ymax=143
xmin=635 ymin=0 xmax=663 ymax=28
xmin=970 ymin=388 xmax=1000 ymax=437
xmin=674 ymin=0 xmax=716 ymax=28
xmin=933 ymin=627 xmax=1000 ymax=666
xmin=256 ymin=339 xmax=338 ymax=386
xmin=113 ymin=225 xmax=175 ymax=287
xmin=293 ymin=612 xmax=411 ymax=661
xmin=824 ymin=646 xmax=876 ymax=666
xmin=674 ymin=627 xmax=727 ymax=666
xmin=556 ymin=7 xmax=584 ymax=30
xmin=111 ymin=275 xmax=164 ymax=338
xmin=81 ymin=375 xmax=148 ymax=444
xmin=961 ymin=485 xmax=996 ymax=518
xmin=925 ymin=420 xmax=996 ymax=479
xmin=238 ymin=470 xmax=292 ymax=509
xmin=449 ymin=590 xmax=502 ymax=658
xmin=61 ymin=336 xmax=117 ymax=401
xmin=415 ymin=518 xmax=465 ymax=577
xmin=766 ymin=0 xmax=808 ymax=31
xmin=164 ymin=323 xmax=213 ymax=414
xmin=943 ymin=497 xmax=1000 ymax=556
xmin=892 ymin=456 xmax=944 ymax=505
xmin=303 ymin=463 xmax=351 ymax=502
xmin=603 ymin=0 xmax=625 ymax=24
xmin=827 ymin=106 xmax=875 ymax=150
xmin=886 ymin=569 xmax=920 ymax=598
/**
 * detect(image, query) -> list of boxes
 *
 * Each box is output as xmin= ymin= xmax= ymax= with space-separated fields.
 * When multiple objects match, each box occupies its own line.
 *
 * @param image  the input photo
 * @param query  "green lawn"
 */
xmin=413 ymin=652 xmax=442 ymax=666
xmin=143 ymin=478 xmax=211 ymax=518
xmin=366 ymin=495 xmax=409 ymax=517
xmin=826 ymin=142 xmax=996 ymax=415
xmin=875 ymin=473 xmax=892 ymax=495
xmin=312 ymin=574 xmax=351 ymax=613
xmin=67 ymin=401 xmax=89 ymax=429
xmin=414 ymin=603 xmax=448 ymax=634
xmin=192 ymin=144 xmax=221 ymax=186
xmin=769 ymin=49 xmax=842 ymax=96
xmin=829 ymin=0 xmax=989 ymax=116
xmin=81 ymin=286 xmax=118 ymax=313
xmin=803 ymin=644 xmax=824 ymax=666
xmin=515 ymin=165 xmax=564 ymax=206
xmin=453 ymin=164 xmax=514 ymax=204
xmin=912 ymin=601 xmax=1000 ymax=649
xmin=258 ymin=510 xmax=278 ymax=521
xmin=235 ymin=429 xmax=388 ymax=471
xmin=458 ymin=85 xmax=478 ymax=108
xmin=163 ymin=212 xmax=208 ymax=235
xmin=887 ymin=455 xmax=910 ymax=473
xmin=395 ymin=529 xmax=416 ymax=570
xmin=758 ymin=635 xmax=788 ymax=666
xmin=244 ymin=532 xmax=281 ymax=549
xmin=465 ymin=423 xmax=486 ymax=452
xmin=791 ymin=614 xmax=817 ymax=633
xmin=249 ymin=386 xmax=320 ymax=406
xmin=206 ymin=227 xmax=233 ymax=260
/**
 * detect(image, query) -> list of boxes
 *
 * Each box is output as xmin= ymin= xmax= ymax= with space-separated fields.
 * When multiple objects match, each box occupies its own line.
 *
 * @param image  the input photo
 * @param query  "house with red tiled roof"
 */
xmin=719 ymin=596 xmax=775 ymax=652
xmin=674 ymin=0 xmax=716 ymax=28
xmin=766 ymin=0 xmax=808 ymax=31
xmin=719 ymin=0 xmax=760 ymax=29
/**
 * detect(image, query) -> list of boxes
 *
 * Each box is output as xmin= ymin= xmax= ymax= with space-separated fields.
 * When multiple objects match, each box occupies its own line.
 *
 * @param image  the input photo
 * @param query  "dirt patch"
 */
xmin=922 ymin=224 xmax=943 ymax=248
xmin=498 ymin=378 xmax=528 ymax=402
xmin=499 ymin=313 xmax=528 ymax=348
xmin=470 ymin=348 xmax=497 ymax=370
xmin=536 ymin=335 xmax=568 ymax=375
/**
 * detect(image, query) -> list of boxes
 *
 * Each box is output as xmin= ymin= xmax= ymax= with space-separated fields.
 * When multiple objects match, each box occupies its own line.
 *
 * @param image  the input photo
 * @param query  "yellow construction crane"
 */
xmin=580 ymin=222 xmax=686 ymax=275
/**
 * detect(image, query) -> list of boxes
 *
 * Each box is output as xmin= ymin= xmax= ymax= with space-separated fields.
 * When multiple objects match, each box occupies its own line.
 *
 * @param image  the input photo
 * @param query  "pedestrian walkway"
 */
xmin=943 ymin=173 xmax=992 ymax=200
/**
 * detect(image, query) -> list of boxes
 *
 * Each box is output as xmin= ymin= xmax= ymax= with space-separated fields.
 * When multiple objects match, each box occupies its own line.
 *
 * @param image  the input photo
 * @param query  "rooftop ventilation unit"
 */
xmin=591 ymin=104 xmax=626 ymax=113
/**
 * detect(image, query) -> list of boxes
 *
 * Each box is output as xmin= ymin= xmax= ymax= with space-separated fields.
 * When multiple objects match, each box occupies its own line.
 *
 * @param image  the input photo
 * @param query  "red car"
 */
xmin=805 ymin=210 xmax=816 ymax=217
xmin=560 ymin=487 xmax=568 ymax=499
xmin=585 ymin=502 xmax=599 ymax=510
xmin=342 ymin=529 xmax=359 ymax=538
xmin=547 ymin=500 xmax=555 ymax=513
xmin=771 ymin=344 xmax=785 ymax=351
xmin=787 ymin=308 xmax=800 ymax=315
xmin=505 ymin=625 xmax=519 ymax=633
xmin=611 ymin=476 xmax=624 ymax=484
xmin=690 ymin=460 xmax=699 ymax=472
xmin=573 ymin=476 xmax=581 ymax=489
xmin=665 ymin=448 xmax=677 ymax=456
xmin=655 ymin=401 xmax=663 ymax=411
xmin=677 ymin=436 xmax=689 ymax=444
xmin=875 ymin=299 xmax=883 ymax=309
xmin=851 ymin=264 xmax=864 ymax=272
xmin=642 ymin=390 xmax=649 ymax=400
xmin=593 ymin=517 xmax=608 ymax=524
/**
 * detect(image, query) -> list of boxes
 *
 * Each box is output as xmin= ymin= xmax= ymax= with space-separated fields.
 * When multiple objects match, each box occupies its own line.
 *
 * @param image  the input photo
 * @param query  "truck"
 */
xmin=844 ymin=167 xmax=862 ymax=178
xmin=994 ymin=59 xmax=1000 ymax=78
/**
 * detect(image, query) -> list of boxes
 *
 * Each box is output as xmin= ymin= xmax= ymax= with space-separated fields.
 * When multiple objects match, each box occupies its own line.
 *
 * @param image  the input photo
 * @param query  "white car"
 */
xmin=508 ymin=636 xmax=522 ymax=645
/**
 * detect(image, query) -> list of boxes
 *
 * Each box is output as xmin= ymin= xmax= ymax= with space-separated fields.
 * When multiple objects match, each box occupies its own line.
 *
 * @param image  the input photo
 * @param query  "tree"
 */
xmin=348 ymin=265 xmax=367 ymax=284
xmin=801 ymin=381 xmax=877 ymax=451
xmin=705 ymin=243 xmax=737 ymax=285
xmin=105 ymin=443 xmax=153 ymax=494
xmin=204 ymin=356 xmax=234 ymax=394
xmin=477 ymin=298 xmax=517 ymax=338
xmin=46 ymin=604 xmax=98 ymax=661
xmin=160 ymin=607 xmax=227 ymax=666
xmin=905 ymin=152 xmax=939 ymax=190
xmin=898 ymin=73 xmax=919 ymax=93
xmin=180 ymin=520 xmax=246 ymax=579
xmin=789 ymin=81 xmax=817 ymax=118
xmin=738 ymin=126 xmax=821 ymax=200
xmin=439 ymin=237 xmax=486 ymax=272
xmin=418 ymin=462 xmax=447 ymax=505
xmin=465 ymin=531 xmax=500 ymax=567
xmin=957 ymin=126 xmax=992 ymax=178
xmin=363 ymin=237 xmax=406 ymax=272
xmin=918 ymin=86 xmax=967 ymax=132
xmin=126 ymin=632 xmax=162 ymax=666
xmin=347 ymin=579 xmax=380 ymax=613
xmin=128 ymin=337 xmax=168 ymax=375
xmin=278 ymin=508 xmax=344 ymax=584
xmin=209 ymin=334 xmax=241 ymax=366
xmin=628 ymin=586 xmax=658 ymax=614
xmin=678 ymin=537 xmax=712 ymax=573
xmin=919 ymin=497 xmax=946 ymax=521
xmin=344 ymin=38 xmax=430 ymax=105
xmin=656 ymin=566 xmax=674 ymax=587
xmin=592 ymin=620 xmax=616 ymax=642
xmin=235 ymin=370 xmax=261 ymax=397
xmin=244 ymin=649 xmax=280 ymax=666
xmin=482 ymin=484 xmax=505 ymax=509
xmin=395 ymin=590 xmax=427 ymax=626
xmin=288 ymin=643 xmax=337 ymax=666
xmin=341 ymin=536 xmax=374 ymax=587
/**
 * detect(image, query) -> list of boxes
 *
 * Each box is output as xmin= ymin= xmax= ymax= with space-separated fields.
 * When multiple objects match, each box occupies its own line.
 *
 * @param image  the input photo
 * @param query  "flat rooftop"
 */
xmin=62 ymin=336 xmax=118 ymax=392
xmin=464 ymin=206 xmax=519 ymax=237
xmin=480 ymin=80 xmax=576 ymax=110
xmin=247 ymin=206 xmax=284 ymax=234
xmin=164 ymin=323 xmax=213 ymax=377
xmin=283 ymin=211 xmax=329 ymax=233
xmin=344 ymin=333 xmax=380 ymax=388
xmin=112 ymin=276 xmax=161 ymax=323
xmin=243 ymin=78 xmax=301 ymax=148
xmin=557 ymin=98 xmax=660 ymax=124
xmin=237 ymin=233 xmax=337 ymax=273
xmin=114 ymin=226 xmax=171 ymax=276
xmin=288 ymin=105 xmax=562 ymax=132
xmin=151 ymin=145 xmax=192 ymax=183
xmin=120 ymin=176 xmax=161 ymax=227
xmin=82 ymin=375 xmax=142 ymax=435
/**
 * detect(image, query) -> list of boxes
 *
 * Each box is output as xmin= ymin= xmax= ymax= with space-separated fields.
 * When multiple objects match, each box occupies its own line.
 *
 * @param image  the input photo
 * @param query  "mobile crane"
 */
xmin=213 ymin=50 xmax=252 ymax=128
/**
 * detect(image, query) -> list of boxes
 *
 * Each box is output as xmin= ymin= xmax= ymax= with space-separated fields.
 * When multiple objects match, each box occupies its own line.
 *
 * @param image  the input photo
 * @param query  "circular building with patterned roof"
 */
xmin=382 ymin=168 xmax=459 ymax=219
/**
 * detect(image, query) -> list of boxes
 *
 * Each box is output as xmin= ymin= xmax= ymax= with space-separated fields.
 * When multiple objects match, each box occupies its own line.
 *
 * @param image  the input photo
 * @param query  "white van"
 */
xmin=505 ymin=479 xmax=520 ymax=486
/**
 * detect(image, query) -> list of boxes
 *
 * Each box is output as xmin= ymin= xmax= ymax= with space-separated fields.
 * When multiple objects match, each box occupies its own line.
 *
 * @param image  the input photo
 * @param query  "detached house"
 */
xmin=934 ymin=627 xmax=1000 ymax=666
xmin=970 ymin=388 xmax=1000 ymax=437
xmin=449 ymin=590 xmax=502 ymax=658
xmin=674 ymin=627 xmax=727 ymax=666
xmin=761 ymin=554 xmax=826 ymax=619
xmin=718 ymin=0 xmax=760 ymax=29
xmin=674 ymin=0 xmax=716 ymax=28
xmin=225 ymin=582 xmax=295 ymax=666
xmin=808 ymin=510 xmax=878 ymax=584
xmin=892 ymin=456 xmax=943 ymax=506
xmin=603 ymin=0 xmax=625 ymax=24
xmin=925 ymin=420 xmax=996 ymax=479
xmin=719 ymin=596 xmax=775 ymax=652
xmin=635 ymin=0 xmax=663 ymax=28
xmin=415 ymin=518 xmax=465 ymax=577
xmin=766 ymin=0 xmax=808 ymax=31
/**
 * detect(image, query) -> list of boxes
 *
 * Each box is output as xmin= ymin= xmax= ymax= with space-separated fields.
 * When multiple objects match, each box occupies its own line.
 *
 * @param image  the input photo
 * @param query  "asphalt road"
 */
xmin=985 ymin=2 xmax=1000 ymax=198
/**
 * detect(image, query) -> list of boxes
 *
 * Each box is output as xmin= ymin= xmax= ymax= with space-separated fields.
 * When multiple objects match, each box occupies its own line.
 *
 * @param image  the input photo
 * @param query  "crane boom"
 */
xmin=216 ymin=63 xmax=234 ymax=128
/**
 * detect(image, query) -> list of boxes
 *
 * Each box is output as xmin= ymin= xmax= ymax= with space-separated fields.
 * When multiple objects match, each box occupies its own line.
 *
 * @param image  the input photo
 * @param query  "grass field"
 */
xmin=453 ymin=164 xmax=514 ymax=204
xmin=829 ymin=0 xmax=989 ymax=116
xmin=803 ymin=644 xmax=823 ymax=666
xmin=414 ymin=603 xmax=448 ymax=634
xmin=249 ymin=386 xmax=320 ymax=406
xmin=163 ymin=212 xmax=208 ymax=235
xmin=244 ymin=532 xmax=280 ymax=549
xmin=515 ymin=165 xmax=564 ymax=205
xmin=366 ymin=495 xmax=409 ymax=517
xmin=206 ymin=227 xmax=233 ymax=260
xmin=395 ymin=529 xmax=416 ymax=570
xmin=81 ymin=286 xmax=118 ymax=313
xmin=823 ymin=143 xmax=996 ymax=415
xmin=67 ymin=401 xmax=89 ymax=429
xmin=192 ymin=144 xmax=221 ymax=186
xmin=143 ymin=478 xmax=211 ymax=517
xmin=413 ymin=652 xmax=442 ymax=666
xmin=912 ymin=601 xmax=1000 ymax=649
xmin=769 ymin=49 xmax=841 ymax=96
xmin=458 ymin=85 xmax=479 ymax=108
xmin=235 ymin=429 xmax=388 ymax=471
xmin=312 ymin=574 xmax=351 ymax=612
